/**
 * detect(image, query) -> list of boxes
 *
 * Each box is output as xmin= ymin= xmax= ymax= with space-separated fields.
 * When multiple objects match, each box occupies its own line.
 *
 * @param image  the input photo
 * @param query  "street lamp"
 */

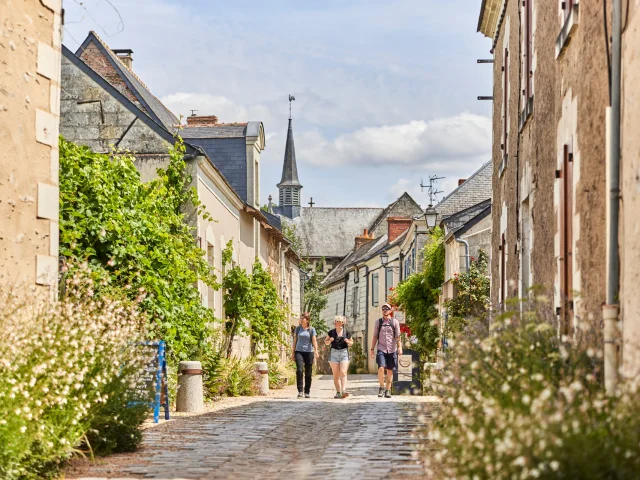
xmin=379 ymin=251 xmax=399 ymax=272
xmin=424 ymin=205 xmax=438 ymax=230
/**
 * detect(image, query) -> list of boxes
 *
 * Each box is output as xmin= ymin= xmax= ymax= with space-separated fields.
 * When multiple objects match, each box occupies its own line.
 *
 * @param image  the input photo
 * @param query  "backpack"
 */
xmin=378 ymin=317 xmax=397 ymax=339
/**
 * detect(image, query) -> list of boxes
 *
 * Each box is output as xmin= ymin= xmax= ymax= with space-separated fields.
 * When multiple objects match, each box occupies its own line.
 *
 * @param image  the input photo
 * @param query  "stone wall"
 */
xmin=0 ymin=0 xmax=63 ymax=288
xmin=60 ymin=55 xmax=172 ymax=156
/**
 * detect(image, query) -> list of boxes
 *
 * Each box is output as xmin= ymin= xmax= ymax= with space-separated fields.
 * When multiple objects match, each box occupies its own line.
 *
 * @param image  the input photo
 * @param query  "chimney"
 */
xmin=112 ymin=49 xmax=133 ymax=70
xmin=387 ymin=217 xmax=413 ymax=243
xmin=458 ymin=178 xmax=467 ymax=186
xmin=186 ymin=115 xmax=219 ymax=127
xmin=354 ymin=229 xmax=372 ymax=249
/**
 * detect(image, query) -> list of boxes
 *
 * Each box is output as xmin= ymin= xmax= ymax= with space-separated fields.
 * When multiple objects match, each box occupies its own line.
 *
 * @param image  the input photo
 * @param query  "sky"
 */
xmin=62 ymin=0 xmax=493 ymax=208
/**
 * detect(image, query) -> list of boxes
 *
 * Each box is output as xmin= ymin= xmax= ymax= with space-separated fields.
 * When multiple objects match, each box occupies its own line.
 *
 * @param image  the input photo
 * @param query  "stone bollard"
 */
xmin=254 ymin=361 xmax=269 ymax=395
xmin=176 ymin=361 xmax=204 ymax=412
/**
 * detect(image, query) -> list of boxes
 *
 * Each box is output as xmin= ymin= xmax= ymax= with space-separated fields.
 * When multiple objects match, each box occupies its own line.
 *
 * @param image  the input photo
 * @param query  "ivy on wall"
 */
xmin=59 ymin=137 xmax=218 ymax=362
xmin=393 ymin=227 xmax=445 ymax=361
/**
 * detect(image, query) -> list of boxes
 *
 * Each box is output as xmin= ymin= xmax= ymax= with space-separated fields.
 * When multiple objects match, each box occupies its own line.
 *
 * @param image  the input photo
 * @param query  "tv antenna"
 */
xmin=420 ymin=175 xmax=445 ymax=206
xmin=288 ymin=94 xmax=296 ymax=119
xmin=190 ymin=109 xmax=198 ymax=116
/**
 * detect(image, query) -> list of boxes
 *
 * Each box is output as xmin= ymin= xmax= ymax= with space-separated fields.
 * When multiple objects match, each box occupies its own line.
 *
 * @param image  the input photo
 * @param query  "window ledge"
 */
xmin=499 ymin=153 xmax=508 ymax=178
xmin=556 ymin=3 xmax=580 ymax=58
xmin=519 ymin=95 xmax=534 ymax=132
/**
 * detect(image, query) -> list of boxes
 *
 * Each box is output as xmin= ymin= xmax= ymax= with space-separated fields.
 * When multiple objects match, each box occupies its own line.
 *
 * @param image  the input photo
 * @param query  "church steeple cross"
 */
xmin=308 ymin=197 xmax=315 ymax=207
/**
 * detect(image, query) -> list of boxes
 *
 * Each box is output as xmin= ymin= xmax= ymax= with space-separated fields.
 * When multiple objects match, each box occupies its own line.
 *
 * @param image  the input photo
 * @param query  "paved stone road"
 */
xmin=67 ymin=375 xmax=434 ymax=480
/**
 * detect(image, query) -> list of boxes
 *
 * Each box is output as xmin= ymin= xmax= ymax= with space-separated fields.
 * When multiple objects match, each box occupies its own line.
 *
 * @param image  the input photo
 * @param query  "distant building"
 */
xmin=318 ymin=162 xmax=492 ymax=372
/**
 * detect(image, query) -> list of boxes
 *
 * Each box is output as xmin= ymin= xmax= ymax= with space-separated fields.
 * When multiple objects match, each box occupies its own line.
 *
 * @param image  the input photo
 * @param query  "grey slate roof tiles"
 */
xmin=278 ymin=118 xmax=302 ymax=187
xmin=180 ymin=124 xmax=248 ymax=139
xmin=284 ymin=207 xmax=384 ymax=258
xmin=435 ymin=161 xmax=492 ymax=218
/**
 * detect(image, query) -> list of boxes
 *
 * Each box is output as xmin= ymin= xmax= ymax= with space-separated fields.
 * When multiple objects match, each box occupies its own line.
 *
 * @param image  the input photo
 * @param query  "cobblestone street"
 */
xmin=65 ymin=375 xmax=435 ymax=480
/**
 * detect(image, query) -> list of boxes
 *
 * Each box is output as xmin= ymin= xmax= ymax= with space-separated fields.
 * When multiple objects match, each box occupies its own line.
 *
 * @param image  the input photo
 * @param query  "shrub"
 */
xmin=348 ymin=340 xmax=367 ymax=374
xmin=423 ymin=302 xmax=640 ymax=479
xmin=0 ymin=274 xmax=149 ymax=479
xmin=269 ymin=361 xmax=296 ymax=389
xmin=203 ymin=354 xmax=260 ymax=398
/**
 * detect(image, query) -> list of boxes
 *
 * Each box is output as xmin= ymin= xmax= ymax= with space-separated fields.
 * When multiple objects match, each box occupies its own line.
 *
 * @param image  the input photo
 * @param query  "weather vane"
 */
xmin=420 ymin=175 xmax=445 ymax=206
xmin=289 ymin=94 xmax=295 ymax=119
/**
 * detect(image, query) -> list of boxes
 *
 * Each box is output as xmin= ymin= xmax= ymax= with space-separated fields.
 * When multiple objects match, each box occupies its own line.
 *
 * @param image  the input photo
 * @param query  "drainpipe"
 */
xmin=365 ymin=266 xmax=370 ymax=361
xmin=342 ymin=273 xmax=349 ymax=316
xmin=456 ymin=238 xmax=470 ymax=273
xmin=604 ymin=0 xmax=622 ymax=395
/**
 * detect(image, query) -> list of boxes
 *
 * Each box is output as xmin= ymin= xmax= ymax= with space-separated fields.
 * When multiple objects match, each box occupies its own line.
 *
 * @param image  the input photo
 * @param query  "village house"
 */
xmin=318 ymin=161 xmax=492 ymax=372
xmin=1 ymin=0 xmax=63 ymax=289
xmin=59 ymin=32 xmax=301 ymax=355
xmin=477 ymin=0 xmax=640 ymax=380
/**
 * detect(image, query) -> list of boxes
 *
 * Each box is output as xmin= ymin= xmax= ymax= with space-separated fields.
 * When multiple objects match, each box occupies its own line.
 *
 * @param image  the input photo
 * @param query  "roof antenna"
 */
xmin=190 ymin=109 xmax=198 ymax=116
xmin=420 ymin=175 xmax=445 ymax=206
xmin=288 ymin=94 xmax=295 ymax=120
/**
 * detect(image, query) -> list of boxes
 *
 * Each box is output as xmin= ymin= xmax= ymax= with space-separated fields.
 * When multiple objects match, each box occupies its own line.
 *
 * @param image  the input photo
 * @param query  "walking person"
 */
xmin=292 ymin=313 xmax=318 ymax=398
xmin=370 ymin=303 xmax=402 ymax=398
xmin=325 ymin=316 xmax=353 ymax=399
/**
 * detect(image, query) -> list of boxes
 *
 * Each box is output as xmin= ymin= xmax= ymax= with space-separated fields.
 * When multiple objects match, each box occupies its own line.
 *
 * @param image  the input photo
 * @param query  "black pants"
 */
xmin=295 ymin=351 xmax=314 ymax=394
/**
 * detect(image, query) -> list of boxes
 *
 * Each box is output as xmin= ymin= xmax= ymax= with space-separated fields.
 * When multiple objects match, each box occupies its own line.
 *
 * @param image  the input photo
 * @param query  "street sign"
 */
xmin=393 ymin=349 xmax=422 ymax=395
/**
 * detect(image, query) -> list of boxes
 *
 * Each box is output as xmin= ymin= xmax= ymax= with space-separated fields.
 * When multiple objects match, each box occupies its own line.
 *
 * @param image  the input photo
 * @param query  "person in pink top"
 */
xmin=370 ymin=303 xmax=402 ymax=398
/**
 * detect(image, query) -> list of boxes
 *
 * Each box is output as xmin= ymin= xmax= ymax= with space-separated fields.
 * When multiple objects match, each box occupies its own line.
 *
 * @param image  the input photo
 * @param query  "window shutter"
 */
xmin=525 ymin=0 xmax=533 ymax=99
xmin=500 ymin=233 xmax=506 ymax=306
xmin=558 ymin=140 xmax=574 ymax=334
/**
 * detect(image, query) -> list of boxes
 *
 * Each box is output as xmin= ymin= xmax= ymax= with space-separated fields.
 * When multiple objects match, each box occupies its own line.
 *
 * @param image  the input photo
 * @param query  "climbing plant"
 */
xmin=443 ymin=249 xmax=490 ymax=335
xmin=220 ymin=242 xmax=288 ymax=358
xmin=394 ymin=227 xmax=445 ymax=360
xmin=59 ymin=136 xmax=218 ymax=362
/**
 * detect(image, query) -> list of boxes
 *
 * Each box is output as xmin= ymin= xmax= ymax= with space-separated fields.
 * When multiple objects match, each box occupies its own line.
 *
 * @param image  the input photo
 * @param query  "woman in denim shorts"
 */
xmin=325 ymin=316 xmax=353 ymax=398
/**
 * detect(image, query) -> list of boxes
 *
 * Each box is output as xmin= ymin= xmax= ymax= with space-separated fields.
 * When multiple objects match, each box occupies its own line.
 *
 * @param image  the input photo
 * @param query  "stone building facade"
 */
xmin=478 ymin=0 xmax=640 ymax=371
xmin=60 ymin=31 xmax=300 ymax=356
xmin=1 ymin=0 xmax=63 ymax=288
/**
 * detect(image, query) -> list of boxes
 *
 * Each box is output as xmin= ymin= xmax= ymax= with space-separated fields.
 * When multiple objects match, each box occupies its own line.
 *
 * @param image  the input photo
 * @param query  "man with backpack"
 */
xmin=370 ymin=303 xmax=402 ymax=398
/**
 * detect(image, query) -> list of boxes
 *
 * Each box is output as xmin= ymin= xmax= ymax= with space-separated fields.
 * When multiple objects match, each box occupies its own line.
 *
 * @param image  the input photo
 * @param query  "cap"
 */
xmin=381 ymin=303 xmax=392 ymax=310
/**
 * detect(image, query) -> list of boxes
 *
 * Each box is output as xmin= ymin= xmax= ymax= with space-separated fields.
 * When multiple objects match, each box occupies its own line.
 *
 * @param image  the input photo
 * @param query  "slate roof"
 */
xmin=181 ymin=124 xmax=248 ymax=139
xmin=76 ymin=32 xmax=179 ymax=132
xmin=283 ymin=207 xmax=384 ymax=258
xmin=435 ymin=161 xmax=492 ymax=218
xmin=441 ymin=199 xmax=492 ymax=233
xmin=278 ymin=118 xmax=301 ymax=187
xmin=322 ymin=229 xmax=409 ymax=287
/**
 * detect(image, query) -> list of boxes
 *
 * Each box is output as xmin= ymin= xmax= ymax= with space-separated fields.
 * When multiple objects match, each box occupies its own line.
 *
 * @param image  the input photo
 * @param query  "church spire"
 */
xmin=277 ymin=95 xmax=303 ymax=218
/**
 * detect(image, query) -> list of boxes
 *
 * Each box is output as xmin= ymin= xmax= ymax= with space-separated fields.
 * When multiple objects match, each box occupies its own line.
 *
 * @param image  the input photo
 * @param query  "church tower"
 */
xmin=277 ymin=96 xmax=303 ymax=218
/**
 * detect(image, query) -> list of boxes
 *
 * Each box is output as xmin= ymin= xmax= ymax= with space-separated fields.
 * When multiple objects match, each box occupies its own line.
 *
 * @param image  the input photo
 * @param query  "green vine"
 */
xmin=394 ymin=227 xmax=445 ymax=361
xmin=59 ymin=136 xmax=218 ymax=363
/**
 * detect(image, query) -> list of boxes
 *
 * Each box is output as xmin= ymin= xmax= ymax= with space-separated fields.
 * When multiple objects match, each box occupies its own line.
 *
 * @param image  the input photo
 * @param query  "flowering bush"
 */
xmin=422 ymin=303 xmax=640 ymax=479
xmin=0 ymin=274 xmax=149 ymax=479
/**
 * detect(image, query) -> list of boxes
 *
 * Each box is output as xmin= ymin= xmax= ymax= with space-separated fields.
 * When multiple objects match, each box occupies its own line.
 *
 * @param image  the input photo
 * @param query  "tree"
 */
xmin=443 ymin=249 xmax=490 ymax=335
xmin=303 ymin=271 xmax=328 ymax=334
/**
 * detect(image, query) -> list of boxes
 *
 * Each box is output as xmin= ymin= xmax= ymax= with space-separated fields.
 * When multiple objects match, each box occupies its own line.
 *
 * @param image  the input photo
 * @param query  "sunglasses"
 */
xmin=382 ymin=307 xmax=391 ymax=311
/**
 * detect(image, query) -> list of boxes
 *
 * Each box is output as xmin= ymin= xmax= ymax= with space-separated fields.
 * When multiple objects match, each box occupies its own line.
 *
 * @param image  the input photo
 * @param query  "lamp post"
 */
xmin=424 ymin=204 xmax=438 ymax=230
xmin=380 ymin=251 xmax=399 ymax=272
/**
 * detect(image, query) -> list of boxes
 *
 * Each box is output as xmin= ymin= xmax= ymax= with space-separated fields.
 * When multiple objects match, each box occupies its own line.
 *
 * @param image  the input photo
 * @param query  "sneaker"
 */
xmin=297 ymin=392 xmax=303 ymax=398
xmin=334 ymin=392 xmax=342 ymax=399
xmin=378 ymin=387 xmax=385 ymax=398
xmin=384 ymin=390 xmax=392 ymax=398
xmin=341 ymin=391 xmax=349 ymax=399
xmin=304 ymin=393 xmax=310 ymax=398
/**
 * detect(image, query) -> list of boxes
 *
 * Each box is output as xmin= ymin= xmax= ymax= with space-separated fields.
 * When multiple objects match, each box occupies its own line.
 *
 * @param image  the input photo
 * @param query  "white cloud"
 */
xmin=298 ymin=113 xmax=491 ymax=167
xmin=160 ymin=92 xmax=275 ymax=126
